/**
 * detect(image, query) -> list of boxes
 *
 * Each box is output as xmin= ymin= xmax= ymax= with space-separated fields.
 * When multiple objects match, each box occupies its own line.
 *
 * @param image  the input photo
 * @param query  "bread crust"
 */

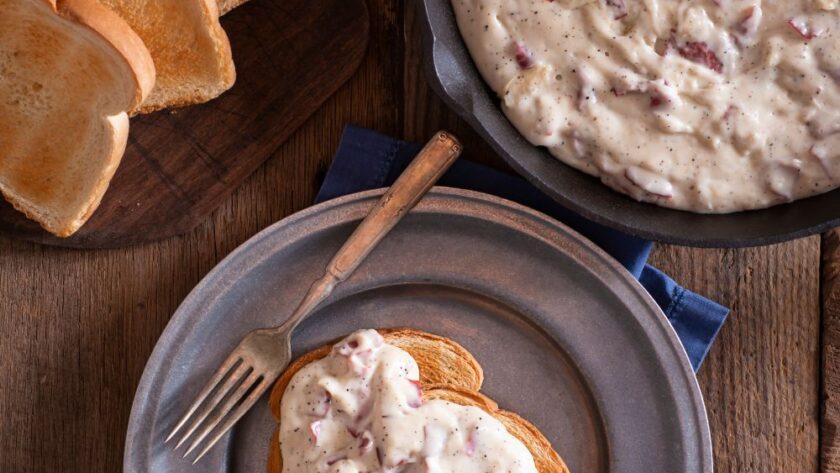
xmin=268 ymin=328 xmax=484 ymax=420
xmin=138 ymin=0 xmax=236 ymax=113
xmin=55 ymin=0 xmax=155 ymax=110
xmin=267 ymin=328 xmax=568 ymax=473
xmin=425 ymin=385 xmax=570 ymax=473
xmin=217 ymin=0 xmax=249 ymax=15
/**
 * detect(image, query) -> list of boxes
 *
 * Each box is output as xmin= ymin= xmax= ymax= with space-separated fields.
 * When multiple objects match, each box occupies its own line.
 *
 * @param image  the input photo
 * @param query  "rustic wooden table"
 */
xmin=0 ymin=1 xmax=833 ymax=471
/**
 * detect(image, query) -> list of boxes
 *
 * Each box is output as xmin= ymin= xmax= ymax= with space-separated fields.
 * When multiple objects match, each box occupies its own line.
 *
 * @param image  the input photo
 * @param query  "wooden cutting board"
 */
xmin=0 ymin=0 xmax=368 ymax=248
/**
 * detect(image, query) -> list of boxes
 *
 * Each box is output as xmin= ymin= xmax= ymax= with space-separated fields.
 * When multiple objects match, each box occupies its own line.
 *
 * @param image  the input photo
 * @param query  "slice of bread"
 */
xmin=0 ymin=0 xmax=155 ymax=237
xmin=267 ymin=328 xmax=569 ymax=473
xmin=100 ymin=0 xmax=235 ymax=114
xmin=268 ymin=328 xmax=485 ymax=420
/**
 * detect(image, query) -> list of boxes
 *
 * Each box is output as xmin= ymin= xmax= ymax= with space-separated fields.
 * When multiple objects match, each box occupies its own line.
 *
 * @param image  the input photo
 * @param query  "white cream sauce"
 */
xmin=279 ymin=329 xmax=538 ymax=473
xmin=452 ymin=0 xmax=840 ymax=212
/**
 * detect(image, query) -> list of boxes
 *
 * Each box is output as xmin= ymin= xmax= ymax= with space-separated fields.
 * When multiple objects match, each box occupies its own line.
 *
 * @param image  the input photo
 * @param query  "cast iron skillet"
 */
xmin=417 ymin=0 xmax=840 ymax=247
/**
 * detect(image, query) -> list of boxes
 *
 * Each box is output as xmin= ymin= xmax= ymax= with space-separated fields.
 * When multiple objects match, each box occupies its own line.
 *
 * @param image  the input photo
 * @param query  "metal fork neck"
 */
xmin=277 ymin=272 xmax=339 ymax=334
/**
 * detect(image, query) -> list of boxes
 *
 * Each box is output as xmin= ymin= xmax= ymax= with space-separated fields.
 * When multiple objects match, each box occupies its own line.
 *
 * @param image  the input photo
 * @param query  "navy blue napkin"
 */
xmin=316 ymin=125 xmax=729 ymax=371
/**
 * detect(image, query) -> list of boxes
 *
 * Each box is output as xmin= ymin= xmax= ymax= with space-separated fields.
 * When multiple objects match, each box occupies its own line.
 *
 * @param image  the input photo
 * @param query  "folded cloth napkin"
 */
xmin=316 ymin=125 xmax=729 ymax=371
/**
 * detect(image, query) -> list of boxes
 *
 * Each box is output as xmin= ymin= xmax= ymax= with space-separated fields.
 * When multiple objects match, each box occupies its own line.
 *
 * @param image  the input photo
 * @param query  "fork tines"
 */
xmin=166 ymin=354 xmax=267 ymax=463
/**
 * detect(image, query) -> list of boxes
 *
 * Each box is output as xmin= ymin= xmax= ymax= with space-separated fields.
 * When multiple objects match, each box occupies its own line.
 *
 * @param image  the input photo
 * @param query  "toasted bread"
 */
xmin=217 ymin=0 xmax=248 ymax=15
xmin=0 ymin=0 xmax=155 ymax=237
xmin=268 ymin=328 xmax=484 ymax=420
xmin=100 ymin=0 xmax=235 ymax=114
xmin=267 ymin=328 xmax=568 ymax=473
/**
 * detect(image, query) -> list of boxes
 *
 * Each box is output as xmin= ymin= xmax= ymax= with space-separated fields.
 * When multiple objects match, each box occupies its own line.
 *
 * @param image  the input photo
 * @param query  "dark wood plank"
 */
xmin=403 ymin=3 xmax=822 ymax=471
xmin=823 ymin=229 xmax=840 ymax=472
xmin=0 ymin=0 xmax=402 ymax=470
xmin=650 ymin=241 xmax=821 ymax=473
xmin=0 ymin=0 xmax=368 ymax=248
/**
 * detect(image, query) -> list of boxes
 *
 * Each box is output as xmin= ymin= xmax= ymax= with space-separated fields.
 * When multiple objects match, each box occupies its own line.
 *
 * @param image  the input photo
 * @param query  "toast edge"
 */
xmin=267 ymin=327 xmax=484 ymax=420
xmin=132 ymin=0 xmax=235 ymax=114
xmin=266 ymin=329 xmax=568 ymax=473
xmin=4 ymin=0 xmax=155 ymax=237
xmin=56 ymin=0 xmax=155 ymax=110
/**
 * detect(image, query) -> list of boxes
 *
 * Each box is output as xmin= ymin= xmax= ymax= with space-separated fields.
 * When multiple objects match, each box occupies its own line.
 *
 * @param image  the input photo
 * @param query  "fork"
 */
xmin=165 ymin=131 xmax=462 ymax=463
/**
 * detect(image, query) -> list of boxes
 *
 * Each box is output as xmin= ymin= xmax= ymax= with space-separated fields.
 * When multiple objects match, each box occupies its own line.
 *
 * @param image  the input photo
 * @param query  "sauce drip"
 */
xmin=279 ymin=329 xmax=538 ymax=472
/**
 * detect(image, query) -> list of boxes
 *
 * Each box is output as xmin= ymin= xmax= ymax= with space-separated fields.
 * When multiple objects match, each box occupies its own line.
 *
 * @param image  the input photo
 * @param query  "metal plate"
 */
xmin=417 ymin=0 xmax=840 ymax=247
xmin=124 ymin=188 xmax=712 ymax=472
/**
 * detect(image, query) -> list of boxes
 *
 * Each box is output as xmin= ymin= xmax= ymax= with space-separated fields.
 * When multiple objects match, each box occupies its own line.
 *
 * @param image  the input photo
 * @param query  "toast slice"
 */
xmin=267 ymin=328 xmax=569 ymax=473
xmin=0 ymin=0 xmax=155 ymax=237
xmin=100 ymin=0 xmax=235 ymax=114
xmin=268 ymin=328 xmax=485 ymax=420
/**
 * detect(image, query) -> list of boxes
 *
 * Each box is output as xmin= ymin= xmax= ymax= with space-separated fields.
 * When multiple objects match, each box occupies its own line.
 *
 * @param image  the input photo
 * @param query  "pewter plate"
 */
xmin=124 ymin=188 xmax=712 ymax=473
xmin=418 ymin=0 xmax=840 ymax=247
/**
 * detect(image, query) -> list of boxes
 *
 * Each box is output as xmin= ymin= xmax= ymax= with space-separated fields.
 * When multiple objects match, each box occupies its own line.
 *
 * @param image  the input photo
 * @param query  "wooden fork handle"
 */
xmin=329 ymin=131 xmax=461 ymax=277
xmin=278 ymin=131 xmax=461 ymax=332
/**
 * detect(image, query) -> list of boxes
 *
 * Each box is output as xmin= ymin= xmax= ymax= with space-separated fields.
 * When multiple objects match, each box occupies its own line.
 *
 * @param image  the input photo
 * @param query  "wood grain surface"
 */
xmin=0 ymin=0 xmax=368 ymax=248
xmin=824 ymin=229 xmax=840 ymax=472
xmin=650 ymin=241 xmax=821 ymax=473
xmin=0 ymin=0 xmax=829 ymax=471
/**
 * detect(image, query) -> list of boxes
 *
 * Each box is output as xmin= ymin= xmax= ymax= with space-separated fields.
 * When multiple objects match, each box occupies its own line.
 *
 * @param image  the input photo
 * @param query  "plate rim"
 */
xmin=124 ymin=187 xmax=712 ymax=472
